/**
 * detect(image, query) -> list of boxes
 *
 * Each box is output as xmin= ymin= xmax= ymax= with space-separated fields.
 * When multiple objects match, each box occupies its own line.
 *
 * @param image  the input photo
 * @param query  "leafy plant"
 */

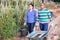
xmin=0 ymin=0 xmax=26 ymax=40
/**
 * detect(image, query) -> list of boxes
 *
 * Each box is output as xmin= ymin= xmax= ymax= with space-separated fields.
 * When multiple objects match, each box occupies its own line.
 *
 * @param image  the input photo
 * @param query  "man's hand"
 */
xmin=48 ymin=22 xmax=54 ymax=31
xmin=48 ymin=20 xmax=50 ymax=24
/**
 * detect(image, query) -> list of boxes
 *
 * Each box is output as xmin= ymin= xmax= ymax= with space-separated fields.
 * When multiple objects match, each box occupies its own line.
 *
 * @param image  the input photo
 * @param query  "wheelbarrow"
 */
xmin=26 ymin=31 xmax=48 ymax=40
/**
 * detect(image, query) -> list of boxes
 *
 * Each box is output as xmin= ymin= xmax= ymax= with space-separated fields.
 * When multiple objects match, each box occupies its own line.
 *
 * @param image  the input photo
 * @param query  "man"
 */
xmin=37 ymin=3 xmax=52 ymax=31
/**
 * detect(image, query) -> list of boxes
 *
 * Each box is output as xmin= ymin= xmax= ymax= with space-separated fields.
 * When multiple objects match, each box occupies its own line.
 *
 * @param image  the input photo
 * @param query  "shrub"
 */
xmin=0 ymin=2 xmax=26 ymax=40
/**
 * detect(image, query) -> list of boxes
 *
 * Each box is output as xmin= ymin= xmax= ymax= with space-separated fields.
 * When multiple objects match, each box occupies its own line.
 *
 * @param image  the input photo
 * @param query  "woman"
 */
xmin=24 ymin=3 xmax=36 ymax=33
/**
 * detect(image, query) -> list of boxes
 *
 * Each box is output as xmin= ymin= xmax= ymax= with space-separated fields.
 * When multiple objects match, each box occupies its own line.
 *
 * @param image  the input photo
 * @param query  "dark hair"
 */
xmin=29 ymin=3 xmax=34 ymax=7
xmin=40 ymin=3 xmax=45 ymax=6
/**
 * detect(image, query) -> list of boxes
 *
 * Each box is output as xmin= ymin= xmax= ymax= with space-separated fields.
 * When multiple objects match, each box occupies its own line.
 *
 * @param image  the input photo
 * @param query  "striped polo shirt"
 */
xmin=37 ymin=8 xmax=52 ymax=23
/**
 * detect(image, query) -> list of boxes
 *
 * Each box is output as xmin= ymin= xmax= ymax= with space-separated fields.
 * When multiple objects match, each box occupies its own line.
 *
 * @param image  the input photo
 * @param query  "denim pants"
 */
xmin=40 ymin=23 xmax=48 ymax=31
xmin=27 ymin=23 xmax=35 ymax=33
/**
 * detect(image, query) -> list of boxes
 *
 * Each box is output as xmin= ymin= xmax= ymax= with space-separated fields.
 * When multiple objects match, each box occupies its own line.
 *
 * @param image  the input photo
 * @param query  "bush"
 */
xmin=52 ymin=0 xmax=60 ymax=2
xmin=0 ymin=8 xmax=16 ymax=39
xmin=0 ymin=1 xmax=26 ymax=40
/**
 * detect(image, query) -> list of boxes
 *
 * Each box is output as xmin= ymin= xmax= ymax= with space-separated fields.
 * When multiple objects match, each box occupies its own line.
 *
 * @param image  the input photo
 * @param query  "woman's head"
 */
xmin=29 ymin=3 xmax=34 ymax=10
xmin=40 ymin=3 xmax=45 ymax=9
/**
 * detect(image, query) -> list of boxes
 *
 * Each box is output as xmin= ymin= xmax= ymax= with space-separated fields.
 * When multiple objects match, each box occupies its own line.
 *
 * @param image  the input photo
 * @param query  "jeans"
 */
xmin=40 ymin=23 xmax=48 ymax=31
xmin=27 ymin=23 xmax=35 ymax=33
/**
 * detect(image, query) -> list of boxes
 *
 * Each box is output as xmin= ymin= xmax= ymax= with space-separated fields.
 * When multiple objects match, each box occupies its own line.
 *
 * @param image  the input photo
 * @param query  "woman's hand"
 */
xmin=24 ymin=22 xmax=26 ymax=26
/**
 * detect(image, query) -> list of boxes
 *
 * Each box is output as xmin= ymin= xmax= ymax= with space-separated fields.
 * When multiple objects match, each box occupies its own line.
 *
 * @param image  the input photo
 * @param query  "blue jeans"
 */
xmin=27 ymin=23 xmax=35 ymax=33
xmin=40 ymin=23 xmax=48 ymax=31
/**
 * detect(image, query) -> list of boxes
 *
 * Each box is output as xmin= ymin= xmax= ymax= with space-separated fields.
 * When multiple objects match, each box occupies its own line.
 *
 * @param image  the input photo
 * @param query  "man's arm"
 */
xmin=48 ymin=12 xmax=52 ymax=22
xmin=36 ymin=11 xmax=40 ymax=22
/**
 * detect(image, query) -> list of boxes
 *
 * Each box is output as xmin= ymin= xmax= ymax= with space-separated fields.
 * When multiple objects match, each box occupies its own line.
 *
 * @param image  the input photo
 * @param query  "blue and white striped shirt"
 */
xmin=37 ymin=8 xmax=52 ymax=23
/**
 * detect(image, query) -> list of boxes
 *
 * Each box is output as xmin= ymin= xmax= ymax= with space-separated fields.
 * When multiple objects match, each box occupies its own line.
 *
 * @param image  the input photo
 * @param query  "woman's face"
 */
xmin=41 ymin=4 xmax=45 ymax=9
xmin=29 ymin=5 xmax=33 ymax=10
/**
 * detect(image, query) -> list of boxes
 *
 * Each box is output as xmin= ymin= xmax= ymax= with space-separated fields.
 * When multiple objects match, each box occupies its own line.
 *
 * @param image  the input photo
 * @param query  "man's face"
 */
xmin=29 ymin=5 xmax=33 ymax=10
xmin=41 ymin=4 xmax=45 ymax=9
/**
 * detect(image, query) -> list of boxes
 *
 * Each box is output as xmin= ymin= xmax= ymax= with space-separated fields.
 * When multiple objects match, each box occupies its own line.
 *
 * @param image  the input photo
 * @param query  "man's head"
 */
xmin=29 ymin=3 xmax=34 ymax=10
xmin=40 ymin=3 xmax=45 ymax=9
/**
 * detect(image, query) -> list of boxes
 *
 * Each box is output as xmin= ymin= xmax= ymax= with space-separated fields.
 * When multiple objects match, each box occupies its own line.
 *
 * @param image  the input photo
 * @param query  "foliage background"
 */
xmin=0 ymin=0 xmax=26 ymax=40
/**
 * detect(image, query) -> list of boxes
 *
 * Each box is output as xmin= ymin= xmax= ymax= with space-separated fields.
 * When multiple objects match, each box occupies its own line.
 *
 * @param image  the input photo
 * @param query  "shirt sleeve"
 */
xmin=36 ymin=11 xmax=39 ymax=22
xmin=48 ymin=12 xmax=52 ymax=22
xmin=46 ymin=8 xmax=52 ymax=22
xmin=34 ymin=10 xmax=37 ymax=22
